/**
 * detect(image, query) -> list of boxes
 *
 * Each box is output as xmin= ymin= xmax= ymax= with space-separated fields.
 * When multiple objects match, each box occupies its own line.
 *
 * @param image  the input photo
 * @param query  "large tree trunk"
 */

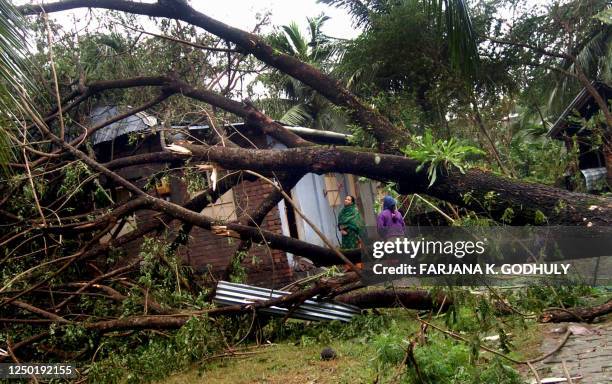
xmin=335 ymin=289 xmax=451 ymax=311
xmin=107 ymin=146 xmax=612 ymax=226
xmin=539 ymin=299 xmax=612 ymax=323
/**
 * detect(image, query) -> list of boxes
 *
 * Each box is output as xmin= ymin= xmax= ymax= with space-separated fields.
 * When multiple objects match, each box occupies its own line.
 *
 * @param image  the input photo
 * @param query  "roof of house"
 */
xmin=90 ymin=106 xmax=158 ymax=145
xmin=548 ymin=81 xmax=612 ymax=139
xmin=87 ymin=105 xmax=353 ymax=146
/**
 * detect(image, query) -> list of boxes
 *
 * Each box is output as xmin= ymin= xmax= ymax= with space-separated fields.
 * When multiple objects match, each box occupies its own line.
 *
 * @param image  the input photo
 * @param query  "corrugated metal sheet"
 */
xmin=581 ymin=167 xmax=607 ymax=191
xmin=213 ymin=281 xmax=360 ymax=322
xmin=90 ymin=106 xmax=158 ymax=145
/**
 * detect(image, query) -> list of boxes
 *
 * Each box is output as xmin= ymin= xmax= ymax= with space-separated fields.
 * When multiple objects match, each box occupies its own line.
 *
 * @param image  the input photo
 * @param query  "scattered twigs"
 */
xmin=416 ymin=317 xmax=572 ymax=366
xmin=121 ymin=24 xmax=242 ymax=53
xmin=561 ymin=360 xmax=573 ymax=384
xmin=6 ymin=338 xmax=40 ymax=384
xmin=527 ymin=331 xmax=572 ymax=364
xmin=527 ymin=361 xmax=541 ymax=384
xmin=42 ymin=13 xmax=64 ymax=142
xmin=53 ymin=259 xmax=140 ymax=310
xmin=10 ymin=300 xmax=71 ymax=323
xmin=0 ymin=332 xmax=49 ymax=363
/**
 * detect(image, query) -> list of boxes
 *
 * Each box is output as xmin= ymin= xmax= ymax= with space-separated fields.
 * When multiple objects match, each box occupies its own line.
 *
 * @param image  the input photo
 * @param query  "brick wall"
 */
xmin=182 ymin=178 xmax=292 ymax=288
xmin=105 ymin=133 xmax=293 ymax=288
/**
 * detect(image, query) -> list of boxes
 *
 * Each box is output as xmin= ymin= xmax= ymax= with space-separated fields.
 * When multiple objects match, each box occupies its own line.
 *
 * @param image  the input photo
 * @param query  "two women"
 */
xmin=338 ymin=194 xmax=405 ymax=248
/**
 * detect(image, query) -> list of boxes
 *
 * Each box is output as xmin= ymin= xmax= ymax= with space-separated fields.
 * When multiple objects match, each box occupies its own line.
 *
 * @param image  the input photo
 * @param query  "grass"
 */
xmin=162 ymin=341 xmax=375 ymax=384
xmin=157 ymin=307 xmax=545 ymax=384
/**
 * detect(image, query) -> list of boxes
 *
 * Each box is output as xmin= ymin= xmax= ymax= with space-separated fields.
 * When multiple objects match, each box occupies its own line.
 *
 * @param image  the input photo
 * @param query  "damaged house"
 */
xmin=89 ymin=106 xmax=379 ymax=287
xmin=548 ymin=81 xmax=612 ymax=192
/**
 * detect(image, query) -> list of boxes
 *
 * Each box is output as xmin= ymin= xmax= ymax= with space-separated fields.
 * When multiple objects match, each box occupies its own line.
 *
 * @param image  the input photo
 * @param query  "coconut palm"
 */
xmin=262 ymin=15 xmax=348 ymax=131
xmin=0 ymin=0 xmax=32 ymax=175
xmin=320 ymin=0 xmax=479 ymax=75
xmin=546 ymin=1 xmax=612 ymax=115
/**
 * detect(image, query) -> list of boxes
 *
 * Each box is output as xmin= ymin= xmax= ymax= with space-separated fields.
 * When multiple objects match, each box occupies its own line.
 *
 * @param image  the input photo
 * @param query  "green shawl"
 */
xmin=338 ymin=203 xmax=364 ymax=249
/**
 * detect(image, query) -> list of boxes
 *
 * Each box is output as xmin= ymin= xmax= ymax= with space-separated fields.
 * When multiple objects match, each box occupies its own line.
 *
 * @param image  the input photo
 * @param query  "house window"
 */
xmin=188 ymin=170 xmax=238 ymax=221
xmin=202 ymin=189 xmax=237 ymax=221
xmin=323 ymin=173 xmax=341 ymax=206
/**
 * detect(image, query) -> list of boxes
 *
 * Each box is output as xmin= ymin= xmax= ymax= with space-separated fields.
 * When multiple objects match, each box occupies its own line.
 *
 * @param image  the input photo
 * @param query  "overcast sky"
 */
xmin=191 ymin=0 xmax=360 ymax=39
xmin=17 ymin=0 xmax=360 ymax=39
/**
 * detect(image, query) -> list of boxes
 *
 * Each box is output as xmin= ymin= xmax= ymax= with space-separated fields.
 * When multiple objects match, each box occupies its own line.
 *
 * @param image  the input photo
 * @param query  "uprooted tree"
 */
xmin=0 ymin=0 xmax=611 ymax=370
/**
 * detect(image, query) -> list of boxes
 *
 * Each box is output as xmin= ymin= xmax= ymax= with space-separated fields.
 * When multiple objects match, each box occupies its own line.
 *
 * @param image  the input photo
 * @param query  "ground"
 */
xmin=156 ymin=308 xmax=597 ymax=384
xmin=533 ymin=320 xmax=612 ymax=384
xmin=162 ymin=343 xmax=373 ymax=384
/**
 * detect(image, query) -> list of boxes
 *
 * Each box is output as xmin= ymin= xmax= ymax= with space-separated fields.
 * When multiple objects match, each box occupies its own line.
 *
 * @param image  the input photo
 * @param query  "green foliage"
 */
xmin=89 ymin=316 xmax=226 ymax=384
xmin=500 ymin=207 xmax=515 ymax=223
xmin=372 ymin=332 xmax=405 ymax=366
xmin=57 ymin=161 xmax=92 ymax=196
xmin=403 ymin=130 xmax=485 ymax=187
xmin=182 ymin=166 xmax=208 ymax=195
xmin=229 ymin=250 xmax=248 ymax=283
xmin=407 ymin=340 xmax=524 ymax=384
xmin=509 ymin=284 xmax=597 ymax=312
xmin=594 ymin=8 xmax=612 ymax=25
xmin=0 ymin=0 xmax=35 ymax=176
xmin=324 ymin=0 xmax=479 ymax=75
xmin=507 ymin=130 xmax=569 ymax=184
xmin=533 ymin=210 xmax=548 ymax=225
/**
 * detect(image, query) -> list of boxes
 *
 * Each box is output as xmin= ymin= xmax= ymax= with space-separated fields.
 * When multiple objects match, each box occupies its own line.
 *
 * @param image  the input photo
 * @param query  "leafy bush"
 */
xmin=403 ymin=130 xmax=485 ymax=187
xmin=404 ymin=334 xmax=525 ymax=384
xmin=88 ymin=316 xmax=227 ymax=384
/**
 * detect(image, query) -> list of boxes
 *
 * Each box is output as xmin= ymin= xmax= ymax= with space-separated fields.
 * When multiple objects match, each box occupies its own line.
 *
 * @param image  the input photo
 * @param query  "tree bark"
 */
xmin=335 ymin=289 xmax=451 ymax=311
xmin=539 ymin=299 xmax=612 ymax=323
xmin=164 ymin=145 xmax=611 ymax=226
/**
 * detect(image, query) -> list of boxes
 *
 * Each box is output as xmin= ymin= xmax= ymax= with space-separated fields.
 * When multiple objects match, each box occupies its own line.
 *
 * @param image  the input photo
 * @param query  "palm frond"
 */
xmin=0 ymin=0 xmax=32 ymax=175
xmin=318 ymin=0 xmax=372 ymax=28
xmin=428 ymin=0 xmax=479 ymax=75
xmin=281 ymin=22 xmax=309 ymax=59
xmin=573 ymin=27 xmax=611 ymax=78
xmin=280 ymin=103 xmax=314 ymax=126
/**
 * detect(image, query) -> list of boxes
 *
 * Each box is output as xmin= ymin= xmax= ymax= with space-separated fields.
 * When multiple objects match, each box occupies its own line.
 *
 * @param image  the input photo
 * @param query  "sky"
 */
xmin=17 ymin=0 xmax=361 ymax=40
xmin=190 ymin=0 xmax=360 ymax=39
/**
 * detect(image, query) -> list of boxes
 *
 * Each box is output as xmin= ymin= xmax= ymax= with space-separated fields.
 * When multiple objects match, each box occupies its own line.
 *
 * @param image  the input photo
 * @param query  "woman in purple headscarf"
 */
xmin=377 ymin=195 xmax=405 ymax=238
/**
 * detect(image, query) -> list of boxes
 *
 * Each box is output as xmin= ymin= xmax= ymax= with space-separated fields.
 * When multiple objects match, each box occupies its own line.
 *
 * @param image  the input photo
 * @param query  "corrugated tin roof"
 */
xmin=581 ymin=167 xmax=607 ymax=191
xmin=174 ymin=122 xmax=353 ymax=145
xmin=90 ymin=106 xmax=158 ymax=145
xmin=548 ymin=81 xmax=611 ymax=139
xmin=213 ymin=280 xmax=360 ymax=322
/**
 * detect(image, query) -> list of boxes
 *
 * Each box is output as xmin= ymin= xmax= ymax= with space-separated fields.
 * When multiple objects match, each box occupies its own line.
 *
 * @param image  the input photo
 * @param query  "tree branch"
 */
xmin=21 ymin=0 xmax=405 ymax=149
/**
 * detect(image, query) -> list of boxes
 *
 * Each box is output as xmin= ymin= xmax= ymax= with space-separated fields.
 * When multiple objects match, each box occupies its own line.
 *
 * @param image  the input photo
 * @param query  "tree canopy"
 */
xmin=0 ymin=0 xmax=611 ymax=381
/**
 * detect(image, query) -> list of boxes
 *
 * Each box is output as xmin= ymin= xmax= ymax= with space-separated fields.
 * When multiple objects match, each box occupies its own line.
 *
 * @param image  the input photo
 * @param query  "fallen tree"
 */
xmin=539 ymin=298 xmax=612 ymax=323
xmin=0 ymin=0 xmax=609 ymax=373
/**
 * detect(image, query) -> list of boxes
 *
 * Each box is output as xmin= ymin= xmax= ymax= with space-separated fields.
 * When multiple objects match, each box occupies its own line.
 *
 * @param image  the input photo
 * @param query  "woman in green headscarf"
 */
xmin=338 ymin=195 xmax=364 ymax=249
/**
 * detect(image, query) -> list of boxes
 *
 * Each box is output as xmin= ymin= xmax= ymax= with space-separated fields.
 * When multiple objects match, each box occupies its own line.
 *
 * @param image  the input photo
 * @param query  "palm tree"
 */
xmin=262 ymin=15 xmax=348 ymax=131
xmin=0 ymin=0 xmax=32 ymax=175
xmin=546 ymin=1 xmax=611 ymax=116
xmin=320 ymin=0 xmax=479 ymax=75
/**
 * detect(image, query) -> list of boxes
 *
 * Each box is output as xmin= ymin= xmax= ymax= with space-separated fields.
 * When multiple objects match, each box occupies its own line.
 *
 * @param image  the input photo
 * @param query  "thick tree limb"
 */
xmin=104 ymin=145 xmax=612 ymax=226
xmin=21 ymin=0 xmax=405 ymax=149
xmin=539 ymin=298 xmax=612 ymax=323
xmin=335 ymin=289 xmax=451 ymax=312
xmin=10 ymin=300 xmax=71 ymax=324
xmin=171 ymin=145 xmax=612 ymax=226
